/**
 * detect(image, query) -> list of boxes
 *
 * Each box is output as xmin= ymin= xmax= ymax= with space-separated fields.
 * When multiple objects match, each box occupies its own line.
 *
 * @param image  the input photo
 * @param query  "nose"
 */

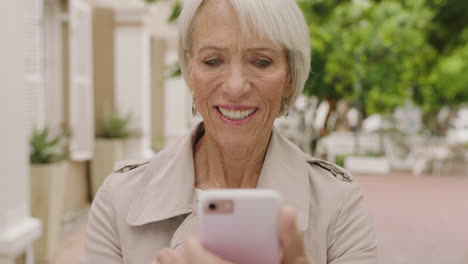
xmin=223 ymin=62 xmax=249 ymax=99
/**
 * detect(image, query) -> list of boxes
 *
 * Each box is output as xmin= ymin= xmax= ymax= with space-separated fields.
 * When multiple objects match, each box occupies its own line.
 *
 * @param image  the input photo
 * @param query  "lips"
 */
xmin=215 ymin=105 xmax=258 ymax=122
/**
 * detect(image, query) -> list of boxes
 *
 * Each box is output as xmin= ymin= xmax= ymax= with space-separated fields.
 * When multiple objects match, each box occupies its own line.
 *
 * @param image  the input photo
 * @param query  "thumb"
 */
xmin=154 ymin=248 xmax=178 ymax=264
xmin=279 ymin=207 xmax=308 ymax=264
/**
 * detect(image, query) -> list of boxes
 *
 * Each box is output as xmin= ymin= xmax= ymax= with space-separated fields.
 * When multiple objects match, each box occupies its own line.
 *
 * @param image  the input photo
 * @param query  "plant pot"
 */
xmin=90 ymin=138 xmax=125 ymax=199
xmin=62 ymin=161 xmax=89 ymax=223
xmin=344 ymin=156 xmax=390 ymax=175
xmin=30 ymin=161 xmax=67 ymax=264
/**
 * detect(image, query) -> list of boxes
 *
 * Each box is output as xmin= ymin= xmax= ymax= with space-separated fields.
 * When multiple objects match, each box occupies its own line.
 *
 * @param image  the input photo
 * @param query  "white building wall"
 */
xmin=0 ymin=0 xmax=42 ymax=262
xmin=0 ymin=4 xmax=30 ymax=233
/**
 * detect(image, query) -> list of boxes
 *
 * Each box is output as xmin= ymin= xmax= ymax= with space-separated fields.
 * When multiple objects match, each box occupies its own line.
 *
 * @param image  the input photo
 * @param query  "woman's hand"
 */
xmin=154 ymin=206 xmax=310 ymax=264
xmin=154 ymin=238 xmax=234 ymax=264
xmin=279 ymin=207 xmax=311 ymax=264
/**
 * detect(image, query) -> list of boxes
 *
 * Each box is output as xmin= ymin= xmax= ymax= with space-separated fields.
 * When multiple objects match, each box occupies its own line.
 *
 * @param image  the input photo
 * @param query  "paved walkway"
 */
xmin=53 ymin=215 xmax=87 ymax=264
xmin=53 ymin=172 xmax=468 ymax=264
xmin=355 ymin=173 xmax=468 ymax=264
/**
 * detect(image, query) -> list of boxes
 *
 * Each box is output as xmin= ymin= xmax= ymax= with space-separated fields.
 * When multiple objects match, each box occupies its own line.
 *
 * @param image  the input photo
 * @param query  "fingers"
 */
xmin=183 ymin=238 xmax=235 ymax=264
xmin=155 ymin=238 xmax=235 ymax=264
xmin=279 ymin=207 xmax=308 ymax=264
xmin=155 ymin=248 xmax=178 ymax=264
xmin=181 ymin=237 xmax=203 ymax=258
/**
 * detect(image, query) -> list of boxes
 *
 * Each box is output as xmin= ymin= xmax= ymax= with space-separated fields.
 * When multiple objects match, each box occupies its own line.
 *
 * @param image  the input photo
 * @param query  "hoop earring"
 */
xmin=192 ymin=96 xmax=197 ymax=117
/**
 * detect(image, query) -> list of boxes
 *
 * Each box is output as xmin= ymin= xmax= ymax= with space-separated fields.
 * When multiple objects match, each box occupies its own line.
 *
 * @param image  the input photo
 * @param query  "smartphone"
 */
xmin=198 ymin=189 xmax=282 ymax=264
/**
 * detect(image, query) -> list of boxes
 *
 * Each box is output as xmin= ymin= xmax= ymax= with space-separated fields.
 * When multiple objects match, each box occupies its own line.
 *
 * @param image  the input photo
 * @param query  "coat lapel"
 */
xmin=126 ymin=122 xmax=310 ymax=237
xmin=257 ymin=126 xmax=310 ymax=231
xmin=126 ymin=124 xmax=204 ymax=226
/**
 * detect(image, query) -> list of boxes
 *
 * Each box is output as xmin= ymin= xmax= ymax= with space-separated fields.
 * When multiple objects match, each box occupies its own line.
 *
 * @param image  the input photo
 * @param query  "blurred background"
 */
xmin=0 ymin=0 xmax=467 ymax=263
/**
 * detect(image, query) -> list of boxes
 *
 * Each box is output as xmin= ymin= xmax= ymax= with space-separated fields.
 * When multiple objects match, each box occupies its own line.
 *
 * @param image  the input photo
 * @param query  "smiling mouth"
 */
xmin=215 ymin=106 xmax=257 ymax=120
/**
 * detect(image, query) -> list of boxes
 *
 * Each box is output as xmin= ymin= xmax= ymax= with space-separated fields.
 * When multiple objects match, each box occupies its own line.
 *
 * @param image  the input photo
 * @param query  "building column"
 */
xmin=150 ymin=36 xmax=167 ymax=151
xmin=114 ymin=5 xmax=153 ymax=159
xmin=0 ymin=0 xmax=42 ymax=263
xmin=147 ymin=1 xmax=196 ymax=147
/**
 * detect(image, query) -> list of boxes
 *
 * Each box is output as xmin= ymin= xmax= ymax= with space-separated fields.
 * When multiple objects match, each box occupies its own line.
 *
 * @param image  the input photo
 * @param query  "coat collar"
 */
xmin=126 ymin=122 xmax=310 ymax=231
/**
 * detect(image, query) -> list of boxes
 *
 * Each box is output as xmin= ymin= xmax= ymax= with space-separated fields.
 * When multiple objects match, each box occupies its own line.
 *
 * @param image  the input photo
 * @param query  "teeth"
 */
xmin=218 ymin=107 xmax=256 ymax=120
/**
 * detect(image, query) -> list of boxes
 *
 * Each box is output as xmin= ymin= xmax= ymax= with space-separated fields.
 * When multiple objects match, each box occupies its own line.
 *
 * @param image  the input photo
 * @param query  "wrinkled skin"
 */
xmin=188 ymin=0 xmax=293 ymax=189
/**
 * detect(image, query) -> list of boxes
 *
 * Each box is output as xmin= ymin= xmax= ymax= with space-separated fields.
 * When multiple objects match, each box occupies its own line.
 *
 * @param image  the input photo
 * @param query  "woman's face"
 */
xmin=187 ymin=0 xmax=291 ymax=147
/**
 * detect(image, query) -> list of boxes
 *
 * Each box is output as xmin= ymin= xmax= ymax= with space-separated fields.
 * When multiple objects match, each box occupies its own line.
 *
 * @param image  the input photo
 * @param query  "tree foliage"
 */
xmin=419 ymin=35 xmax=468 ymax=113
xmin=299 ymin=0 xmax=468 ymax=118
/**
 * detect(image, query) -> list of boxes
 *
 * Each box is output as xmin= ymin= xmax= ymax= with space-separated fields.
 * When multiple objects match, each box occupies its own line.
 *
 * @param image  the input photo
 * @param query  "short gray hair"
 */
xmin=178 ymin=0 xmax=311 ymax=116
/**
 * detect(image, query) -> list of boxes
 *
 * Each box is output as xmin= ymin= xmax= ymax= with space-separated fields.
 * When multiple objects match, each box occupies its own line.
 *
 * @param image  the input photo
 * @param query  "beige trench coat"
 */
xmin=82 ymin=123 xmax=378 ymax=264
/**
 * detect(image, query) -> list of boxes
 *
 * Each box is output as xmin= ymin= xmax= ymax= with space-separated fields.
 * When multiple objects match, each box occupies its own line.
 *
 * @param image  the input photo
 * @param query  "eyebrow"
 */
xmin=198 ymin=46 xmax=229 ymax=52
xmin=246 ymin=47 xmax=278 ymax=53
xmin=197 ymin=46 xmax=279 ymax=53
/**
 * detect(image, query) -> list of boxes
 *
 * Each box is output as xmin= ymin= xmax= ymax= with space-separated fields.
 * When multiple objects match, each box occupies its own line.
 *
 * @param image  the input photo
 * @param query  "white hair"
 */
xmin=178 ymin=0 xmax=311 ymax=116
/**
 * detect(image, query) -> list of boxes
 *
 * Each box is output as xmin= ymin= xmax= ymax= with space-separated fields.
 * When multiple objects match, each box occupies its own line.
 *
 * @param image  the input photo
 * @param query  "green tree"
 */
xmin=299 ymin=0 xmax=348 ymax=102
xmin=420 ymin=34 xmax=468 ymax=113
xmin=299 ymin=0 xmax=436 ymax=117
xmin=415 ymin=0 xmax=468 ymax=115
xmin=427 ymin=0 xmax=468 ymax=54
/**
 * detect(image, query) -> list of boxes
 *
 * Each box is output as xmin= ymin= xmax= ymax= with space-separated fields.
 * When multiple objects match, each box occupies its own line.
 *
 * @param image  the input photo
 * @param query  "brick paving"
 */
xmin=53 ymin=172 xmax=468 ymax=264
xmin=53 ymin=215 xmax=87 ymax=264
xmin=355 ymin=172 xmax=468 ymax=264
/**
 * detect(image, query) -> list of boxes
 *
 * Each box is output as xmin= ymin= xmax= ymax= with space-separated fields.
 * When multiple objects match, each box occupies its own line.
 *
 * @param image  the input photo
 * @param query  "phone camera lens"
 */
xmin=209 ymin=203 xmax=217 ymax=210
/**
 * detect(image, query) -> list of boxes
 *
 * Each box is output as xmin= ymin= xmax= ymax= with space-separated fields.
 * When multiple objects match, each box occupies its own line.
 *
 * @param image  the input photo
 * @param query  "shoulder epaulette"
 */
xmin=305 ymin=154 xmax=353 ymax=182
xmin=114 ymin=161 xmax=149 ymax=173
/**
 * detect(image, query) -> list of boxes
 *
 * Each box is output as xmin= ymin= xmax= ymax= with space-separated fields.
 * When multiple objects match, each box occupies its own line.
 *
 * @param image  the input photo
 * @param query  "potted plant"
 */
xmin=29 ymin=127 xmax=68 ymax=264
xmin=91 ymin=111 xmax=132 ymax=199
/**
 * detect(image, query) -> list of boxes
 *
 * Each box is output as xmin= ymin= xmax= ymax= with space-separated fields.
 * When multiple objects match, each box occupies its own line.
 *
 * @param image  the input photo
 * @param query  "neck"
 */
xmin=193 ymin=129 xmax=272 ymax=189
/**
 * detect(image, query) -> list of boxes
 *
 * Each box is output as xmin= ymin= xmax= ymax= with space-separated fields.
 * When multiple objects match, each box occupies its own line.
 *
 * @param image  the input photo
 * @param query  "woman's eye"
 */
xmin=254 ymin=59 xmax=271 ymax=67
xmin=204 ymin=59 xmax=222 ymax=66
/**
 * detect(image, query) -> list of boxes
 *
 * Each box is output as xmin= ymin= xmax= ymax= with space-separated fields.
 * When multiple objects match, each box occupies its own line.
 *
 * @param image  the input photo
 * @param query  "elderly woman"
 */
xmin=83 ymin=0 xmax=377 ymax=263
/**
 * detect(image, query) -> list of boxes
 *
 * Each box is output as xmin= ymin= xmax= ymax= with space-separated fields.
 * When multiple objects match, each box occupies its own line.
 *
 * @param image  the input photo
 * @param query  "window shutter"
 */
xmin=24 ymin=0 xmax=45 ymax=133
xmin=69 ymin=0 xmax=94 ymax=161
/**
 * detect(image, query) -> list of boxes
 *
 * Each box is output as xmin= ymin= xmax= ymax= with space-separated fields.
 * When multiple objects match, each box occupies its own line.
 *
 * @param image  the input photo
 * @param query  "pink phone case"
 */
xmin=198 ymin=189 xmax=282 ymax=264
